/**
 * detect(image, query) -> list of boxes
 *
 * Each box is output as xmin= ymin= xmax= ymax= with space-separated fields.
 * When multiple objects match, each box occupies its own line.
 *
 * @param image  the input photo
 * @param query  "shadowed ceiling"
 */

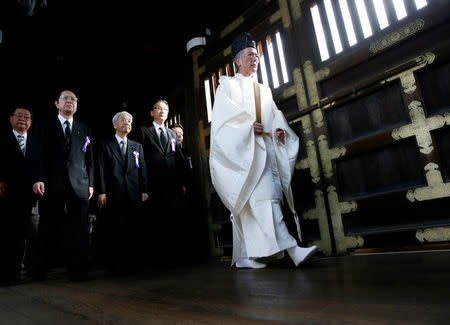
xmin=0 ymin=0 xmax=254 ymax=133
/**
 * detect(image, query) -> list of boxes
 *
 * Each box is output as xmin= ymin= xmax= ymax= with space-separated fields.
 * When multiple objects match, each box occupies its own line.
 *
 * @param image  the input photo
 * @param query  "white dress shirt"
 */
xmin=153 ymin=121 xmax=166 ymax=137
xmin=58 ymin=114 xmax=74 ymax=133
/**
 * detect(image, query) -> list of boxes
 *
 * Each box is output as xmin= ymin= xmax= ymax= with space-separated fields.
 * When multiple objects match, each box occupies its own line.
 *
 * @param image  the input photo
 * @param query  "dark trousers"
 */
xmin=23 ymin=202 xmax=40 ymax=276
xmin=142 ymin=189 xmax=183 ymax=264
xmin=0 ymin=199 xmax=30 ymax=281
xmin=102 ymin=198 xmax=142 ymax=270
xmin=35 ymin=190 xmax=89 ymax=280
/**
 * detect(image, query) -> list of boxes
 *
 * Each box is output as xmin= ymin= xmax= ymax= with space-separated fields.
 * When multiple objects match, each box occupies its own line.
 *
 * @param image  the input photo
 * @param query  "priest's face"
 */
xmin=237 ymin=47 xmax=259 ymax=76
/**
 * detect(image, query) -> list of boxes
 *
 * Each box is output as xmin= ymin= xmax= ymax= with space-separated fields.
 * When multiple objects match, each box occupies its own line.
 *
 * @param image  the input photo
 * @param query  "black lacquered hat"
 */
xmin=231 ymin=32 xmax=257 ymax=58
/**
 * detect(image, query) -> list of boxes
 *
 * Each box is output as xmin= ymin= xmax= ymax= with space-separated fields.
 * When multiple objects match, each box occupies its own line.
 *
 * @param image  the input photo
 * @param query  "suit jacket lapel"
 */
xmin=9 ymin=131 xmax=23 ymax=158
xmin=71 ymin=121 xmax=82 ymax=152
xmin=166 ymin=130 xmax=175 ymax=154
xmin=109 ymin=139 xmax=126 ymax=167
xmin=25 ymin=134 xmax=32 ymax=159
xmin=127 ymin=141 xmax=135 ymax=169
xmin=54 ymin=118 xmax=66 ymax=149
xmin=150 ymin=126 xmax=165 ymax=155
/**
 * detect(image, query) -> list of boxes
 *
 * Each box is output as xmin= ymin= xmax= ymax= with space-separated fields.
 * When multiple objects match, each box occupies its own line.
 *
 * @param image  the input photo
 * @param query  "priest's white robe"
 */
xmin=209 ymin=73 xmax=302 ymax=265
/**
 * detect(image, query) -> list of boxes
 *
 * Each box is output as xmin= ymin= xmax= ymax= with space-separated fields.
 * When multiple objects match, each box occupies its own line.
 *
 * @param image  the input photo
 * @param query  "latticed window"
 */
xmin=310 ymin=0 xmax=429 ymax=61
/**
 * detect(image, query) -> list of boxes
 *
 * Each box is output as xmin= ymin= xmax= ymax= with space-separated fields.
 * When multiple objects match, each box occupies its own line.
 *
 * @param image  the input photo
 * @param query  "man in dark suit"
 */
xmin=132 ymin=99 xmax=186 ymax=262
xmin=97 ymin=111 xmax=148 ymax=271
xmin=31 ymin=90 xmax=94 ymax=281
xmin=169 ymin=123 xmax=193 ymax=192
xmin=0 ymin=106 xmax=35 ymax=284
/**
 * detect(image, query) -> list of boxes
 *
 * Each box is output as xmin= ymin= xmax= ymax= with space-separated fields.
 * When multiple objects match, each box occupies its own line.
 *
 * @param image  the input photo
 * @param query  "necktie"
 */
xmin=159 ymin=127 xmax=167 ymax=148
xmin=120 ymin=140 xmax=126 ymax=156
xmin=64 ymin=120 xmax=71 ymax=142
xmin=17 ymin=134 xmax=25 ymax=155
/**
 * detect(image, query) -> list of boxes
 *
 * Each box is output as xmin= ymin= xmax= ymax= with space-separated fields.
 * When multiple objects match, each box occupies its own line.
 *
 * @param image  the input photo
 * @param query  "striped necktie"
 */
xmin=17 ymin=134 xmax=25 ymax=155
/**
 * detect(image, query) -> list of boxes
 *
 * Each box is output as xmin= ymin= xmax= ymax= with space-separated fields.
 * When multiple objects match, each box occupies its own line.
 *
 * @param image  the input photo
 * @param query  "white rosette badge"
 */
xmin=133 ymin=150 xmax=140 ymax=168
xmin=82 ymin=136 xmax=91 ymax=152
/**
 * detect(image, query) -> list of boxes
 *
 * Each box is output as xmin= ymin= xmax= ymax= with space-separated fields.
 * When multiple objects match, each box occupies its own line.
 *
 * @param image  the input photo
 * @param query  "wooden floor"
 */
xmin=1 ymin=250 xmax=450 ymax=325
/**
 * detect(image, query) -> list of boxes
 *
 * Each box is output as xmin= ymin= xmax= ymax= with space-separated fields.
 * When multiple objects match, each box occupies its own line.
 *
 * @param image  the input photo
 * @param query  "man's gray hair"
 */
xmin=233 ymin=50 xmax=242 ymax=68
xmin=112 ymin=111 xmax=133 ymax=124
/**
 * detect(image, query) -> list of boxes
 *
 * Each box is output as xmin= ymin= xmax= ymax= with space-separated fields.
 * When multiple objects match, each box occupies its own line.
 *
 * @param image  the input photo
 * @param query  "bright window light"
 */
xmin=311 ymin=4 xmax=330 ymax=61
xmin=204 ymin=79 xmax=212 ymax=122
xmin=225 ymin=63 xmax=231 ymax=76
xmin=373 ymin=0 xmax=389 ymax=30
xmin=259 ymin=56 xmax=269 ymax=85
xmin=339 ymin=0 xmax=357 ymax=46
xmin=393 ymin=0 xmax=407 ymax=20
xmin=324 ymin=0 xmax=343 ymax=54
xmin=415 ymin=0 xmax=427 ymax=10
xmin=275 ymin=32 xmax=289 ymax=83
xmin=212 ymin=73 xmax=218 ymax=95
xmin=267 ymin=36 xmax=280 ymax=88
xmin=355 ymin=0 xmax=373 ymax=39
xmin=258 ymin=42 xmax=269 ymax=86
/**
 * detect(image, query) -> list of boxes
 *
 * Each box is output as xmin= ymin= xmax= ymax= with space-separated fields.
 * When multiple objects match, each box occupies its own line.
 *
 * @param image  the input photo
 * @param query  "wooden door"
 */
xmin=188 ymin=0 xmax=450 ymax=257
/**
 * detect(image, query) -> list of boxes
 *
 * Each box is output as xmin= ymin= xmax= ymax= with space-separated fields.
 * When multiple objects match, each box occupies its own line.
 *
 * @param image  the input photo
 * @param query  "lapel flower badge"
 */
xmin=133 ymin=150 xmax=140 ymax=168
xmin=82 ymin=136 xmax=91 ymax=152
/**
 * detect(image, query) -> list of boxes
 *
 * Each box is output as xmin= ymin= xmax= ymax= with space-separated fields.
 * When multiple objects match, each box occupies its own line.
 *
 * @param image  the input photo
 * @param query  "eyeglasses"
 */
xmin=13 ymin=113 xmax=32 ymax=120
xmin=153 ymin=106 xmax=169 ymax=112
xmin=60 ymin=95 xmax=78 ymax=102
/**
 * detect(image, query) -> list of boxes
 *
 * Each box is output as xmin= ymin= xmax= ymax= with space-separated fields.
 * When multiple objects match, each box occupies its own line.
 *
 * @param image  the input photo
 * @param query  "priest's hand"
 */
xmin=142 ymin=193 xmax=149 ymax=202
xmin=275 ymin=128 xmax=285 ymax=142
xmin=254 ymin=122 xmax=264 ymax=135
xmin=89 ymin=187 xmax=94 ymax=200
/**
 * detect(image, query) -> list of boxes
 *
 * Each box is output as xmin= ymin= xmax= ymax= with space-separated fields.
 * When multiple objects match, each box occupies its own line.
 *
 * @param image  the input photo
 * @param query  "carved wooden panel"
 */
xmin=325 ymin=82 xmax=409 ymax=147
xmin=433 ymin=127 xmax=450 ymax=182
xmin=335 ymin=139 xmax=427 ymax=201
xmin=417 ymin=61 xmax=450 ymax=116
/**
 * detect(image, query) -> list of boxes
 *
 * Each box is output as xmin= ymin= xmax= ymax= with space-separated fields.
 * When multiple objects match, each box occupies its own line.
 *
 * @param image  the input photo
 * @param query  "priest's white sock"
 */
xmin=236 ymin=258 xmax=267 ymax=269
xmin=287 ymin=245 xmax=318 ymax=266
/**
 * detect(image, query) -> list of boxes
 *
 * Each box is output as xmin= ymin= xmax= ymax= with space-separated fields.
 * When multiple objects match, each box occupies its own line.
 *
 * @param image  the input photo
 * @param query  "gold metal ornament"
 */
xmin=303 ymin=190 xmax=333 ymax=255
xmin=317 ymin=134 xmax=346 ymax=179
xmin=416 ymin=227 xmax=450 ymax=243
xmin=370 ymin=19 xmax=425 ymax=53
xmin=407 ymin=163 xmax=450 ymax=202
xmin=303 ymin=60 xmax=320 ymax=105
xmin=327 ymin=186 xmax=363 ymax=253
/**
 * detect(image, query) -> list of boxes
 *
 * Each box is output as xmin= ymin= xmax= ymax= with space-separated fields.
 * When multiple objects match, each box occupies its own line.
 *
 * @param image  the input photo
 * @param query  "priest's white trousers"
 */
xmin=233 ymin=137 xmax=298 ymax=260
